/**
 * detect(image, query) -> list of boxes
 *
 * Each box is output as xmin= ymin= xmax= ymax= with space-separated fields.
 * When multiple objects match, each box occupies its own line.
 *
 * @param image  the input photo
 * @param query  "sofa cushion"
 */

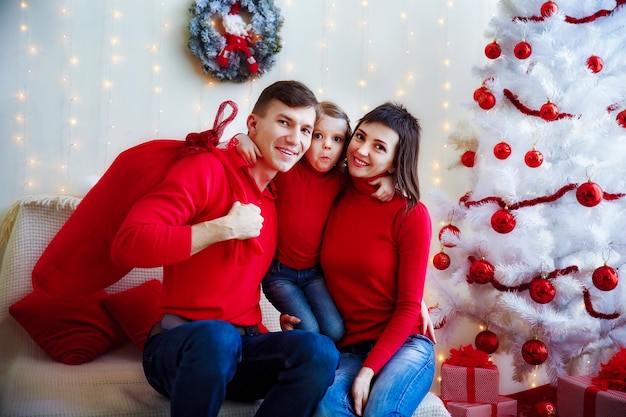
xmin=9 ymin=290 xmax=127 ymax=365
xmin=101 ymin=279 xmax=162 ymax=350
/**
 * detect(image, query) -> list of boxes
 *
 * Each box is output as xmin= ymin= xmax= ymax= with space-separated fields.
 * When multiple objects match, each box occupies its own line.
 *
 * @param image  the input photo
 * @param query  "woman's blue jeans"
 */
xmin=314 ymin=335 xmax=435 ymax=417
xmin=143 ymin=320 xmax=339 ymax=417
xmin=262 ymin=259 xmax=345 ymax=342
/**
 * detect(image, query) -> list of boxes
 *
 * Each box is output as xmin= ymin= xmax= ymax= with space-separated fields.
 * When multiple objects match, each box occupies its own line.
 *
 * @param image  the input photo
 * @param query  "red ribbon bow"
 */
xmin=592 ymin=347 xmax=626 ymax=392
xmin=445 ymin=344 xmax=493 ymax=368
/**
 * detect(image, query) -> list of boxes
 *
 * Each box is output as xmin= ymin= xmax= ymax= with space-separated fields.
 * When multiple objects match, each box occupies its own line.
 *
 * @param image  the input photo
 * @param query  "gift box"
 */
xmin=440 ymin=345 xmax=499 ymax=404
xmin=557 ymin=375 xmax=626 ymax=417
xmin=444 ymin=395 xmax=517 ymax=417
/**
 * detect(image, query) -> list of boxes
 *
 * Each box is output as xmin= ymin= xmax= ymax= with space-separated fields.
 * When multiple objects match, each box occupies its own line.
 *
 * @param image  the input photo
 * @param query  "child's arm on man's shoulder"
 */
xmin=229 ymin=133 xmax=262 ymax=166
xmin=369 ymin=175 xmax=395 ymax=202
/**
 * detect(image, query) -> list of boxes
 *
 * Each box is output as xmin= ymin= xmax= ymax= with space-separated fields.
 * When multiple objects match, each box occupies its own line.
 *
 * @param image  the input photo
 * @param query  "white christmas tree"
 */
xmin=429 ymin=0 xmax=626 ymax=384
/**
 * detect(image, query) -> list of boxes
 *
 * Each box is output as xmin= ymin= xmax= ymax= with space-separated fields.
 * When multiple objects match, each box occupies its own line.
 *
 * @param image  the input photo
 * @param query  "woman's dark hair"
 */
xmin=352 ymin=102 xmax=422 ymax=206
xmin=252 ymin=80 xmax=319 ymax=118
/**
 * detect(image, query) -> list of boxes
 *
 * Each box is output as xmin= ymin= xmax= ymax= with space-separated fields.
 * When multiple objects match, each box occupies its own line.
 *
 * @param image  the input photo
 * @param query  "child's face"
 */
xmin=303 ymin=115 xmax=347 ymax=173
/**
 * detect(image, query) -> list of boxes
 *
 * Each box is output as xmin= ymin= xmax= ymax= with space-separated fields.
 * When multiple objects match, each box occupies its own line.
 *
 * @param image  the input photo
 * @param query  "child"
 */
xmin=234 ymin=101 xmax=394 ymax=342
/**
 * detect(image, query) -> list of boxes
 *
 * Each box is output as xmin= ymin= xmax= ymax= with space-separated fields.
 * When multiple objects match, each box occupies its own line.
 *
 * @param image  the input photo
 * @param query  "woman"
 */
xmin=315 ymin=102 xmax=435 ymax=417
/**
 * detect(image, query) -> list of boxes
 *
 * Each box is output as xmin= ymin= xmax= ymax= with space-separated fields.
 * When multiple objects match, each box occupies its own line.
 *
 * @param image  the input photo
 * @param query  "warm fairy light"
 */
xmin=443 ymin=101 xmax=449 ymax=109
xmin=20 ymin=24 xmax=28 ymax=32
xmin=438 ymin=18 xmax=445 ymax=25
xmin=16 ymin=92 xmax=26 ymax=101
xmin=154 ymin=86 xmax=162 ymax=94
xmin=112 ymin=10 xmax=122 ymax=19
xmin=447 ymin=1 xmax=454 ymax=7
xmin=69 ymin=118 xmax=77 ymax=126
xmin=443 ymin=59 xmax=451 ymax=67
xmin=103 ymin=80 xmax=113 ymax=89
xmin=395 ymin=89 xmax=406 ymax=97
xmin=317 ymin=88 xmax=325 ymax=95
xmin=442 ymin=122 xmax=451 ymax=131
xmin=443 ymin=82 xmax=452 ymax=91
xmin=110 ymin=37 xmax=119 ymax=46
xmin=361 ymin=1 xmax=368 ymax=6
xmin=28 ymin=45 xmax=38 ymax=55
xmin=149 ymin=43 xmax=159 ymax=53
xmin=152 ymin=64 xmax=161 ymax=73
xmin=400 ymin=12 xmax=407 ymax=19
xmin=69 ymin=56 xmax=78 ymax=65
xmin=15 ymin=114 xmax=24 ymax=123
xmin=359 ymin=80 xmax=366 ymax=88
xmin=433 ymin=177 xmax=442 ymax=185
xmin=20 ymin=2 xmax=28 ymax=9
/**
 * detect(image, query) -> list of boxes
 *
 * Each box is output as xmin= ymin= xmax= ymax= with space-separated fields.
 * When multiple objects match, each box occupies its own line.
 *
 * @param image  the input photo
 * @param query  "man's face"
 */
xmin=247 ymin=99 xmax=316 ymax=174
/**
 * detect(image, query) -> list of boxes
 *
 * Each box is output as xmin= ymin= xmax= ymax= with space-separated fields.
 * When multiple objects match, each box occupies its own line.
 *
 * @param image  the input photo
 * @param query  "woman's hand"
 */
xmin=421 ymin=302 xmax=437 ymax=344
xmin=352 ymin=366 xmax=375 ymax=416
xmin=279 ymin=314 xmax=301 ymax=331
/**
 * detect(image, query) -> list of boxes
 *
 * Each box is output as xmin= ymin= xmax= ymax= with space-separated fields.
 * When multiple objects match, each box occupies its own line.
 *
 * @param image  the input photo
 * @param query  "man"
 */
xmin=110 ymin=81 xmax=339 ymax=417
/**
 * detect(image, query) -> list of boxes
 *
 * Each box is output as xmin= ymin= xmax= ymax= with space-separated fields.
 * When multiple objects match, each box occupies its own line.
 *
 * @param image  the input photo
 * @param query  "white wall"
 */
xmin=1 ymin=0 xmax=546 ymax=395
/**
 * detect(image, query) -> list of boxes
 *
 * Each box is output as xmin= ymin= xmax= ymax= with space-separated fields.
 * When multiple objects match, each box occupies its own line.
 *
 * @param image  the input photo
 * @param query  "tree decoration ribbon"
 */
xmin=503 ymin=89 xmax=575 ymax=120
xmin=445 ymin=344 xmax=494 ymax=368
xmin=188 ymin=0 xmax=284 ymax=82
xmin=513 ymin=0 xmax=626 ymax=24
xmin=592 ymin=347 xmax=626 ymax=392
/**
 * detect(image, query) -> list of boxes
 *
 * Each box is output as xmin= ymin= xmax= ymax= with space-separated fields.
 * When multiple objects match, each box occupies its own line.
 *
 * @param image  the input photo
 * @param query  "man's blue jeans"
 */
xmin=314 ymin=334 xmax=435 ymax=417
xmin=262 ymin=259 xmax=345 ymax=342
xmin=143 ymin=320 xmax=339 ymax=417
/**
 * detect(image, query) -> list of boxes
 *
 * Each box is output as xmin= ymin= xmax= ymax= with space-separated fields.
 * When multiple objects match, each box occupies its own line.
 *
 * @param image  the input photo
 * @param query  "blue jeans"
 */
xmin=262 ymin=260 xmax=345 ymax=342
xmin=143 ymin=320 xmax=339 ymax=417
xmin=314 ymin=335 xmax=435 ymax=417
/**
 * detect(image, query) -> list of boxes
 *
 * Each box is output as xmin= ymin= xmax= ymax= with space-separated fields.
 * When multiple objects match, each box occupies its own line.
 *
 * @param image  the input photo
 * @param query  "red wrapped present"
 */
xmin=444 ymin=395 xmax=517 ymax=417
xmin=441 ymin=345 xmax=499 ymax=404
xmin=557 ymin=375 xmax=626 ymax=417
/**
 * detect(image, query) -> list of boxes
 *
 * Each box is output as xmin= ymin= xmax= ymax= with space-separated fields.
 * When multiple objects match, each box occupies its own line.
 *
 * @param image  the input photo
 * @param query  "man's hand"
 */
xmin=352 ymin=366 xmax=374 ymax=416
xmin=369 ymin=175 xmax=395 ymax=202
xmin=190 ymin=201 xmax=263 ymax=256
xmin=279 ymin=314 xmax=301 ymax=331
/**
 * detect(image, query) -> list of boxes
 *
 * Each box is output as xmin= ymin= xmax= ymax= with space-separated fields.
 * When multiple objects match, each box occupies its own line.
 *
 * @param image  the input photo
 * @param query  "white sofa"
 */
xmin=0 ymin=195 xmax=450 ymax=417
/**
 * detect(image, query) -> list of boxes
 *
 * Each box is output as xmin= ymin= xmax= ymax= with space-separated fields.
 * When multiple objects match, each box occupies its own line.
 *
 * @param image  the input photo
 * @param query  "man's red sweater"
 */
xmin=111 ymin=148 xmax=277 ymax=327
xmin=320 ymin=177 xmax=432 ymax=374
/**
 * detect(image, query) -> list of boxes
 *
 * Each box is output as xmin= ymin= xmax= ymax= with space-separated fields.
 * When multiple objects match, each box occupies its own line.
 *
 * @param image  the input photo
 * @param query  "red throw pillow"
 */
xmin=101 ymin=280 xmax=162 ymax=350
xmin=9 ymin=290 xmax=127 ymax=365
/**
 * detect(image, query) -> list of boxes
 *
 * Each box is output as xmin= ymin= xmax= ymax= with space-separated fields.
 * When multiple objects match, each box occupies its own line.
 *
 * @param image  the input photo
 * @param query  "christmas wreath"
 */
xmin=188 ymin=0 xmax=284 ymax=83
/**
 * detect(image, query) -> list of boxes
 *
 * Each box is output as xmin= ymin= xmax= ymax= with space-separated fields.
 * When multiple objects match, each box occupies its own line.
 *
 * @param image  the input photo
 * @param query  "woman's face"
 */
xmin=346 ymin=121 xmax=398 ymax=178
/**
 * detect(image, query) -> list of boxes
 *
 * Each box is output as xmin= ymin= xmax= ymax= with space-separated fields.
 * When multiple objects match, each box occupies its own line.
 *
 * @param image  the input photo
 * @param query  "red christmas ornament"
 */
xmin=576 ymin=181 xmax=603 ymax=207
xmin=539 ymin=101 xmax=559 ymax=121
xmin=525 ymin=149 xmax=544 ymax=168
xmin=469 ymin=258 xmax=495 ymax=284
xmin=475 ymin=330 xmax=499 ymax=354
xmin=473 ymin=86 xmax=489 ymax=102
xmin=514 ymin=41 xmax=532 ymax=60
xmin=493 ymin=141 xmax=511 ymax=160
xmin=491 ymin=209 xmax=516 ymax=234
xmin=540 ymin=1 xmax=559 ymax=17
xmin=478 ymin=91 xmax=496 ymax=110
xmin=529 ymin=278 xmax=556 ymax=304
xmin=484 ymin=41 xmax=501 ymax=59
xmin=587 ymin=55 xmax=604 ymax=73
xmin=433 ymin=252 xmax=451 ymax=271
xmin=592 ymin=265 xmax=619 ymax=291
xmin=521 ymin=339 xmax=548 ymax=365
xmin=461 ymin=150 xmax=476 ymax=167
xmin=439 ymin=224 xmax=461 ymax=247
xmin=529 ymin=400 xmax=557 ymax=417
xmin=616 ymin=109 xmax=626 ymax=128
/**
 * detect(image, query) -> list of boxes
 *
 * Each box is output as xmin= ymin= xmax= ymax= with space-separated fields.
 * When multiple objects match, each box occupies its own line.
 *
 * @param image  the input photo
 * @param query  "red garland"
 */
xmin=592 ymin=347 xmax=626 ymax=392
xmin=503 ymin=89 xmax=575 ymax=120
xmin=445 ymin=344 xmax=493 ymax=368
xmin=460 ymin=183 xmax=578 ymax=210
xmin=479 ymin=265 xmax=579 ymax=292
xmin=513 ymin=0 xmax=626 ymax=24
xmin=583 ymin=287 xmax=620 ymax=319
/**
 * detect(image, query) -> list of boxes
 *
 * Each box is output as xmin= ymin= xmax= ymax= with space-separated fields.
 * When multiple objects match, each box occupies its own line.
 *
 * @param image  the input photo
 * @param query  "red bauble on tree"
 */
xmin=475 ymin=330 xmax=499 ymax=354
xmin=473 ymin=86 xmax=489 ymax=102
xmin=439 ymin=224 xmax=461 ymax=247
xmin=469 ymin=258 xmax=495 ymax=284
xmin=540 ymin=1 xmax=559 ymax=17
xmin=491 ymin=209 xmax=516 ymax=234
xmin=539 ymin=101 xmax=559 ymax=121
xmin=433 ymin=251 xmax=451 ymax=271
xmin=522 ymin=339 xmax=549 ymax=365
xmin=461 ymin=150 xmax=476 ymax=167
xmin=478 ymin=90 xmax=496 ymax=110
xmin=529 ymin=277 xmax=556 ymax=304
xmin=493 ymin=141 xmax=511 ymax=160
xmin=616 ymin=109 xmax=626 ymax=128
xmin=514 ymin=40 xmax=532 ymax=59
xmin=525 ymin=148 xmax=544 ymax=168
xmin=576 ymin=181 xmax=603 ymax=207
xmin=592 ymin=264 xmax=619 ymax=291
xmin=587 ymin=55 xmax=604 ymax=73
xmin=484 ymin=41 xmax=501 ymax=59
xmin=529 ymin=400 xmax=557 ymax=417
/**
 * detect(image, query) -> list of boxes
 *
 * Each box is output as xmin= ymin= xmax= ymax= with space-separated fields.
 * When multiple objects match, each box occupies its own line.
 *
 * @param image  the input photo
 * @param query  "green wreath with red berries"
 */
xmin=188 ymin=0 xmax=283 ymax=83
